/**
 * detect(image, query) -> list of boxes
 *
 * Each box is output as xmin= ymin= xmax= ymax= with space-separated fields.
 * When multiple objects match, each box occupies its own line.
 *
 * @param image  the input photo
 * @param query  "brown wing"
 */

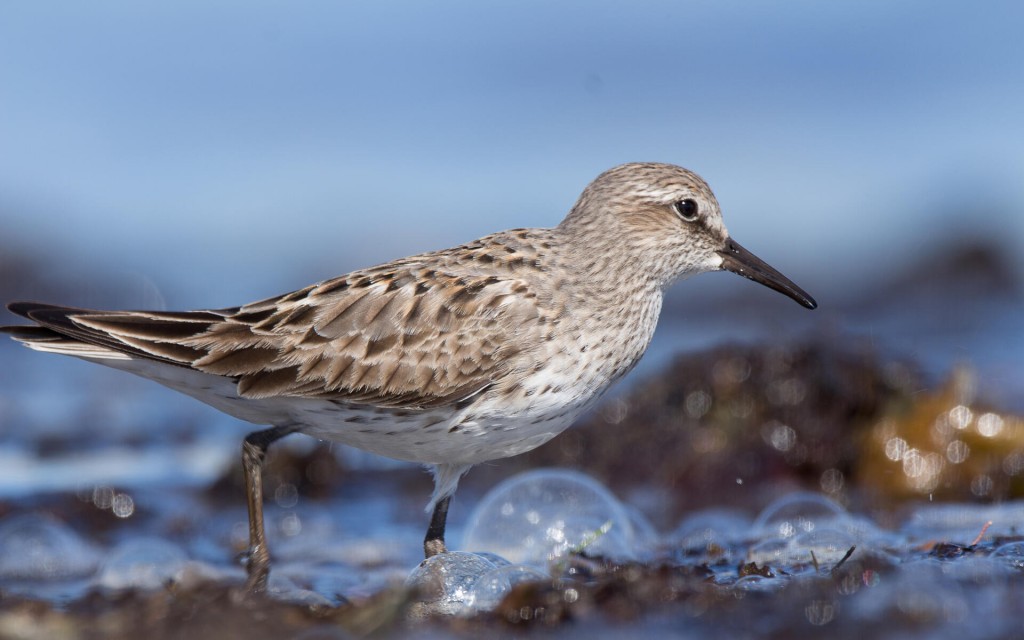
xmin=5 ymin=264 xmax=544 ymax=409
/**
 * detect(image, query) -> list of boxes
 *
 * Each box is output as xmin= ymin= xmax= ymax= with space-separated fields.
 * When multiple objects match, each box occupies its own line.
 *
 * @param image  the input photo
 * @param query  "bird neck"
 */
xmin=555 ymin=213 xmax=667 ymax=298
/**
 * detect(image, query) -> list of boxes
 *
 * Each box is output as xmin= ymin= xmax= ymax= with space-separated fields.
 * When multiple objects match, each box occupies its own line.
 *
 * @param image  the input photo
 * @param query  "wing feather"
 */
xmin=3 ymin=258 xmax=546 ymax=410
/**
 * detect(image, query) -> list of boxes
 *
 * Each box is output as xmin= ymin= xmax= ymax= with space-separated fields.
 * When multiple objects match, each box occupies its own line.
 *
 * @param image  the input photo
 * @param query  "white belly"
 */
xmin=94 ymin=354 xmax=586 ymax=466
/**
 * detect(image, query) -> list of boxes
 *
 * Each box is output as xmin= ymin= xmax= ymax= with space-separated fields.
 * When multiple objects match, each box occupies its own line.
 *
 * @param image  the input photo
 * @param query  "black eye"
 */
xmin=673 ymin=198 xmax=699 ymax=222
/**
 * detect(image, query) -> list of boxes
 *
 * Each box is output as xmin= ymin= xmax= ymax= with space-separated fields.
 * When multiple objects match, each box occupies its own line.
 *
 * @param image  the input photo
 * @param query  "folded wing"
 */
xmin=4 ymin=265 xmax=543 ymax=410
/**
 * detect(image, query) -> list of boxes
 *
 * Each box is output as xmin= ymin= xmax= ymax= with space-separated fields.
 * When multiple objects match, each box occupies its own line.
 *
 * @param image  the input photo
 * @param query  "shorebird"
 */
xmin=2 ymin=162 xmax=816 ymax=591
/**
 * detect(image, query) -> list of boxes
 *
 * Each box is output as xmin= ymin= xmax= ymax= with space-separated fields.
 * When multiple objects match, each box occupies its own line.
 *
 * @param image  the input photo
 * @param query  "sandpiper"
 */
xmin=3 ymin=162 xmax=816 ymax=591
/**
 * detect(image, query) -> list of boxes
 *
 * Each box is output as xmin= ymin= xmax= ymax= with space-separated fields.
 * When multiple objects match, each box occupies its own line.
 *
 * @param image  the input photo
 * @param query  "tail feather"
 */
xmin=1 ymin=324 xmax=63 ymax=342
xmin=3 ymin=301 xmax=214 ymax=366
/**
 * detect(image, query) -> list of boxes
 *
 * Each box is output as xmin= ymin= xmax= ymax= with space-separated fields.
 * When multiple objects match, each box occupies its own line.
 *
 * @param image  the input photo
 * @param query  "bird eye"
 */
xmin=673 ymin=198 xmax=699 ymax=222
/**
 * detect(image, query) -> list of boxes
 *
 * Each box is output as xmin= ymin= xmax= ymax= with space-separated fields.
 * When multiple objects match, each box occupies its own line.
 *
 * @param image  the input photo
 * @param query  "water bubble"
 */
xmin=0 ymin=513 xmax=101 ymax=579
xmin=752 ymin=492 xmax=847 ymax=539
xmin=473 ymin=551 xmax=512 ymax=568
xmin=623 ymin=504 xmax=659 ymax=551
xmin=463 ymin=469 xmax=636 ymax=566
xmin=670 ymin=508 xmax=751 ymax=555
xmin=405 ymin=551 xmax=497 ymax=616
xmin=469 ymin=564 xmax=549 ymax=611
xmin=97 ymin=537 xmax=188 ymax=590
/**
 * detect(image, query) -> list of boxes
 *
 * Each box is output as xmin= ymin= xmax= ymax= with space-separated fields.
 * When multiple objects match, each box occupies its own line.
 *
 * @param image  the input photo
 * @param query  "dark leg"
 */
xmin=423 ymin=495 xmax=451 ymax=558
xmin=241 ymin=425 xmax=296 ymax=593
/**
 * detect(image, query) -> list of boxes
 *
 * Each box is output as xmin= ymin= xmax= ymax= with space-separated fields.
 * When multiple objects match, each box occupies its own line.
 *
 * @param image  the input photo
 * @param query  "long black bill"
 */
xmin=717 ymin=237 xmax=817 ymax=309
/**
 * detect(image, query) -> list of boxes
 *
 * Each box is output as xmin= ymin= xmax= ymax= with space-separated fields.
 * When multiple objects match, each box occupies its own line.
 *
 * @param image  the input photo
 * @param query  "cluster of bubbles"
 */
xmin=406 ymin=471 xmax=1024 ymax=622
xmin=1 ymin=468 xmax=1023 ymax=623
xmin=406 ymin=469 xmax=652 ymax=615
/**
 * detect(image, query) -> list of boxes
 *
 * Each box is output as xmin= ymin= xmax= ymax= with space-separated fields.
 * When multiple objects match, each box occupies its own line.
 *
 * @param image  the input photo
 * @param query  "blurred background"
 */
xmin=2 ymin=1 xmax=1022 ymax=302
xmin=1 ymin=0 xmax=1022 ymax=525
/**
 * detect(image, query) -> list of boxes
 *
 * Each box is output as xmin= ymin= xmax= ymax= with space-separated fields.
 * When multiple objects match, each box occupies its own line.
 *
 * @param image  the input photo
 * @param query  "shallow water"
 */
xmin=1 ymin=466 xmax=1022 ymax=638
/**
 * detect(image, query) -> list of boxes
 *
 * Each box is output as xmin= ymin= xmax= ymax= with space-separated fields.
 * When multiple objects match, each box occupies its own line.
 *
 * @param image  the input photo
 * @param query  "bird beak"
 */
xmin=717 ymin=237 xmax=817 ymax=309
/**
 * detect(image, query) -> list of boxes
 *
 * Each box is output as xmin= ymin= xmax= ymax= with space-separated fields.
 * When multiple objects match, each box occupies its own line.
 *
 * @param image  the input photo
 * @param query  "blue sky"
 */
xmin=1 ymin=1 xmax=1022 ymax=309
